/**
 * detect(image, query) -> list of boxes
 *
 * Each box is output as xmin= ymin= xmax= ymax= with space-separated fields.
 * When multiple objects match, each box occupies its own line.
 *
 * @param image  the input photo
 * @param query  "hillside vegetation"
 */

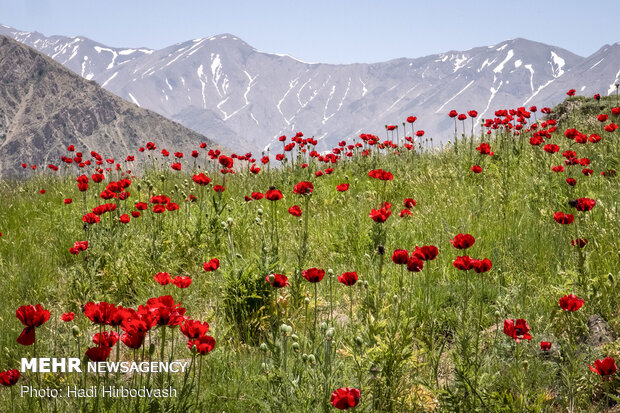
xmin=0 ymin=94 xmax=618 ymax=412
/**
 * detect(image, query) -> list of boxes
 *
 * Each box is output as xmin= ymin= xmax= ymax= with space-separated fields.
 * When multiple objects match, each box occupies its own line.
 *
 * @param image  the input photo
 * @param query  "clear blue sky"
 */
xmin=1 ymin=0 xmax=617 ymax=63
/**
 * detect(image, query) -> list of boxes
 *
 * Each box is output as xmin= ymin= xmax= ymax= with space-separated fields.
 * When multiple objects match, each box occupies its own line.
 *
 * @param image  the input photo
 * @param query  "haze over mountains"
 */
xmin=2 ymin=24 xmax=620 ymax=155
xmin=0 ymin=35 xmax=217 ymax=177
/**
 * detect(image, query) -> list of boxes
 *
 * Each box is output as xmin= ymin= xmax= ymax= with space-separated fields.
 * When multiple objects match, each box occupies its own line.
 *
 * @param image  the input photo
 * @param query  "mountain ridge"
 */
xmin=0 ymin=35 xmax=222 ymax=177
xmin=1 ymin=24 xmax=619 ymax=155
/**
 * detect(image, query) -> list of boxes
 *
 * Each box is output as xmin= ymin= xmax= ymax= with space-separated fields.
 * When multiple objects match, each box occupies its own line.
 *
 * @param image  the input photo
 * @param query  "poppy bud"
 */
xmin=355 ymin=336 xmax=364 ymax=346
xmin=72 ymin=325 xmax=81 ymax=338
xmin=327 ymin=269 xmax=334 ymax=275
xmin=568 ymin=199 xmax=578 ymax=208
xmin=377 ymin=245 xmax=385 ymax=255
xmin=190 ymin=344 xmax=198 ymax=355
xmin=221 ymin=221 xmax=226 ymax=228
xmin=257 ymin=209 xmax=263 ymax=216
xmin=304 ymin=297 xmax=310 ymax=305
xmin=292 ymin=342 xmax=300 ymax=352
xmin=159 ymin=175 xmax=165 ymax=182
xmin=326 ymin=328 xmax=335 ymax=340
xmin=261 ymin=362 xmax=268 ymax=370
xmin=320 ymin=322 xmax=328 ymax=332
xmin=302 ymin=354 xmax=308 ymax=362
xmin=291 ymin=334 xmax=299 ymax=341
xmin=308 ymin=354 xmax=316 ymax=365
xmin=268 ymin=274 xmax=275 ymax=284
xmin=227 ymin=217 xmax=233 ymax=225
xmin=260 ymin=343 xmax=268 ymax=352
xmin=149 ymin=343 xmax=156 ymax=355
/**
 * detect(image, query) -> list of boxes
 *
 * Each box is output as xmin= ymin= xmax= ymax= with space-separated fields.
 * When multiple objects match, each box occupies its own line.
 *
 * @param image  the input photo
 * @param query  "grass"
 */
xmin=0 ymin=95 xmax=618 ymax=412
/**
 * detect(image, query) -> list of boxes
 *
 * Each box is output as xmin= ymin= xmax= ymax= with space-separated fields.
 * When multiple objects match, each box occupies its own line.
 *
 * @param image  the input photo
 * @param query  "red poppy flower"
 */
xmin=449 ymin=110 xmax=458 ymax=118
xmin=153 ymin=272 xmax=172 ymax=285
xmin=85 ymin=346 xmax=111 ymax=362
xmin=338 ymin=272 xmax=358 ymax=286
xmin=412 ymin=245 xmax=438 ymax=261
xmin=369 ymin=202 xmax=391 ymax=223
xmin=121 ymin=332 xmax=145 ymax=349
xmin=336 ymin=183 xmax=350 ymax=192
xmin=213 ymin=185 xmax=225 ymax=193
xmin=302 ymin=267 xmax=325 ymax=283
xmin=575 ymin=198 xmax=596 ymax=212
xmin=180 ymin=319 xmax=209 ymax=339
xmin=565 ymin=178 xmax=577 ymax=186
xmin=398 ymin=209 xmax=413 ymax=217
xmin=503 ymin=318 xmax=532 ymax=342
xmin=571 ymin=238 xmax=587 ymax=248
xmin=330 ymin=387 xmax=360 ymax=410
xmin=604 ymin=123 xmax=618 ymax=132
xmin=288 ymin=205 xmax=302 ymax=217
xmin=468 ymin=110 xmax=478 ymax=118
xmin=540 ymin=341 xmax=552 ymax=351
xmin=458 ymin=114 xmax=467 ymax=121
xmin=146 ymin=296 xmax=186 ymax=327
xmin=153 ymin=205 xmax=166 ymax=213
xmin=558 ymin=294 xmax=584 ymax=311
xmin=415 ymin=130 xmax=425 ymax=137
xmin=391 ymin=249 xmax=409 ymax=264
xmin=118 ymin=214 xmax=130 ymax=224
xmin=551 ymin=165 xmax=564 ymax=172
xmin=471 ymin=165 xmax=482 ymax=173
xmin=293 ymin=181 xmax=314 ymax=195
xmin=69 ymin=240 xmax=89 ymax=255
xmin=84 ymin=302 xmax=115 ymax=325
xmin=192 ymin=173 xmax=211 ymax=186
xmin=251 ymin=192 xmax=264 ymax=200
xmin=131 ymin=211 xmax=141 ymax=218
xmin=476 ymin=143 xmax=493 ymax=156
xmin=406 ymin=116 xmax=417 ymax=123
xmin=453 ymin=255 xmax=473 ymax=271
xmin=64 ymin=198 xmax=72 ymax=204
xmin=16 ymin=304 xmax=51 ymax=346
xmin=597 ymin=114 xmax=608 ymax=122
xmin=368 ymin=169 xmax=393 ymax=181
xmin=589 ymin=357 xmax=617 ymax=380
xmin=172 ymin=276 xmax=192 ymax=288
xmin=450 ymin=233 xmax=475 ymax=249
xmin=589 ymin=134 xmax=601 ymax=143
xmin=471 ymin=258 xmax=492 ymax=273
xmin=566 ymin=89 xmax=576 ymax=96
xmin=203 ymin=258 xmax=220 ymax=272
xmin=403 ymin=198 xmax=416 ymax=208
xmin=553 ymin=212 xmax=574 ymax=224
xmin=39 ymin=189 xmax=46 ymax=194
xmin=611 ymin=107 xmax=620 ymax=115
xmin=265 ymin=188 xmax=283 ymax=201
xmin=61 ymin=312 xmax=75 ymax=322
xmin=93 ymin=331 xmax=120 ymax=347
xmin=407 ymin=256 xmax=424 ymax=272
xmin=188 ymin=335 xmax=216 ymax=355
xmin=0 ymin=369 xmax=20 ymax=387
xmin=266 ymin=273 xmax=289 ymax=288
xmin=543 ymin=144 xmax=560 ymax=154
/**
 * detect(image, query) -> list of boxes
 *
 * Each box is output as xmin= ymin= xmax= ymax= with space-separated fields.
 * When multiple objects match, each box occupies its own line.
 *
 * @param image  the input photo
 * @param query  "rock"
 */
xmin=587 ymin=314 xmax=617 ymax=347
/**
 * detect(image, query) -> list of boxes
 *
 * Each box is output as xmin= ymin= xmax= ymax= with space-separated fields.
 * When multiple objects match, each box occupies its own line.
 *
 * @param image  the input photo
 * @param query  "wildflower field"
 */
xmin=0 ymin=93 xmax=618 ymax=412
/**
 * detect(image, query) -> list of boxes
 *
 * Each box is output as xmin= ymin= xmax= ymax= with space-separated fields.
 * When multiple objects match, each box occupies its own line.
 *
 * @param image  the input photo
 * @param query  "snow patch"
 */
xmin=196 ymin=64 xmax=207 ymax=109
xmin=359 ymin=77 xmax=368 ymax=97
xmin=435 ymin=80 xmax=474 ymax=113
xmin=496 ymin=44 xmax=507 ymax=51
xmin=524 ymin=64 xmax=535 ymax=93
xmin=514 ymin=59 xmax=522 ymax=68
xmin=128 ymin=93 xmax=141 ymax=107
xmin=478 ymin=58 xmax=497 ymax=72
xmin=453 ymin=55 xmax=468 ymax=72
xmin=165 ymin=78 xmax=173 ymax=91
xmin=119 ymin=49 xmax=136 ymax=55
xmin=101 ymin=72 xmax=118 ymax=88
xmin=589 ymin=58 xmax=604 ymax=70
xmin=493 ymin=50 xmax=514 ymax=73
xmin=549 ymin=51 xmax=565 ymax=77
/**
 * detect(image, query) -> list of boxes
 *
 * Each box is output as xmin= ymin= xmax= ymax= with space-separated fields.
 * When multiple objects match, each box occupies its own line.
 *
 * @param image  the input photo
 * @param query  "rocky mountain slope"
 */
xmin=0 ymin=35 xmax=219 ymax=177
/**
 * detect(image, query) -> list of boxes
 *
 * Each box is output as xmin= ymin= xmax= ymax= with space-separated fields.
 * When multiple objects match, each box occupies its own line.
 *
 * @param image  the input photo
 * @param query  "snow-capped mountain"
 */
xmin=3 ymin=23 xmax=619 ymax=154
